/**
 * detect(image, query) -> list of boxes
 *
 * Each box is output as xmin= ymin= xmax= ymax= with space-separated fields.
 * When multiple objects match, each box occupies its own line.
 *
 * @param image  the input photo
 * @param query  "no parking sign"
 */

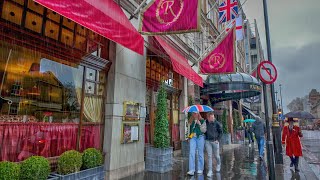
xmin=257 ymin=61 xmax=278 ymax=84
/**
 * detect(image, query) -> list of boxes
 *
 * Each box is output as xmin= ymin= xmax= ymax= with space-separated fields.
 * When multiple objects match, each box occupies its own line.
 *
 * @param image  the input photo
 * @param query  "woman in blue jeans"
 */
xmin=187 ymin=112 xmax=207 ymax=176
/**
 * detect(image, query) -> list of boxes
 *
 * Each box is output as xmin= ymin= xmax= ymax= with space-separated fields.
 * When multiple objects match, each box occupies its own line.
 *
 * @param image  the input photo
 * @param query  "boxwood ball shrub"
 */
xmin=20 ymin=156 xmax=50 ymax=180
xmin=0 ymin=161 xmax=20 ymax=180
xmin=57 ymin=150 xmax=82 ymax=175
xmin=82 ymin=148 xmax=103 ymax=169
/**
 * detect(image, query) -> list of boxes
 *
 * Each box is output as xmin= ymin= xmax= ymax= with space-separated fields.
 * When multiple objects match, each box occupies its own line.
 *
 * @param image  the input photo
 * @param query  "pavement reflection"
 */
xmin=121 ymin=144 xmax=272 ymax=180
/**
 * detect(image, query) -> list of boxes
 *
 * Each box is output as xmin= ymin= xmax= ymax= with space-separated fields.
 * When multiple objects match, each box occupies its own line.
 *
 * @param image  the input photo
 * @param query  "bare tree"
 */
xmin=287 ymin=97 xmax=304 ymax=112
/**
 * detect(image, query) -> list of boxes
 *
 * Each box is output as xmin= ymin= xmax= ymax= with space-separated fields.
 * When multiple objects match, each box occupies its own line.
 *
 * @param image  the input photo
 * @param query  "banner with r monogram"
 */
xmin=139 ymin=0 xmax=200 ymax=35
xmin=199 ymin=26 xmax=236 ymax=74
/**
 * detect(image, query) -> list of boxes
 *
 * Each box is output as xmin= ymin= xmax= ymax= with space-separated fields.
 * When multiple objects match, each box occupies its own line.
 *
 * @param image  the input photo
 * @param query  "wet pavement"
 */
xmin=122 ymin=138 xmax=320 ymax=180
xmin=122 ymin=144 xmax=270 ymax=180
xmin=301 ymin=130 xmax=320 ymax=179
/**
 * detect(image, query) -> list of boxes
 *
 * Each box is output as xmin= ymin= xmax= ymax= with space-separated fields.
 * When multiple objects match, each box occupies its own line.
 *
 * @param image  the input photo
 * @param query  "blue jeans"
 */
xmin=257 ymin=136 xmax=265 ymax=157
xmin=205 ymin=140 xmax=221 ymax=171
xmin=189 ymin=135 xmax=205 ymax=172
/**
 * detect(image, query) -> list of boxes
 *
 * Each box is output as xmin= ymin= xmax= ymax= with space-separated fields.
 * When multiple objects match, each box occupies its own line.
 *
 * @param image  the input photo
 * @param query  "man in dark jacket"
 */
xmin=252 ymin=117 xmax=266 ymax=160
xmin=205 ymin=112 xmax=222 ymax=177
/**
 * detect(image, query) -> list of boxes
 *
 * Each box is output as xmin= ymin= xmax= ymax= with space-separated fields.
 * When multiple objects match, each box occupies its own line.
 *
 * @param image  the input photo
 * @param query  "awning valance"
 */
xmin=34 ymin=0 xmax=144 ymax=55
xmin=154 ymin=36 xmax=203 ymax=87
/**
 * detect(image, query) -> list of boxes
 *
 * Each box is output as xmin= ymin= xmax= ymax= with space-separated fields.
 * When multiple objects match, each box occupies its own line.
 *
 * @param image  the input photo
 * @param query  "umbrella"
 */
xmin=182 ymin=105 xmax=214 ymax=113
xmin=243 ymin=119 xmax=256 ymax=123
xmin=284 ymin=111 xmax=315 ymax=119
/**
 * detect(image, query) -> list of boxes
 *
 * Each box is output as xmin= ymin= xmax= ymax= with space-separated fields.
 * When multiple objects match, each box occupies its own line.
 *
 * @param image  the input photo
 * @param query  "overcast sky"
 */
xmin=242 ymin=0 xmax=320 ymax=113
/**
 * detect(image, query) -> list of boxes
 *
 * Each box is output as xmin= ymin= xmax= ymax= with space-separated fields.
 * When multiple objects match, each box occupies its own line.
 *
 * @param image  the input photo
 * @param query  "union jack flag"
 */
xmin=219 ymin=0 xmax=238 ymax=23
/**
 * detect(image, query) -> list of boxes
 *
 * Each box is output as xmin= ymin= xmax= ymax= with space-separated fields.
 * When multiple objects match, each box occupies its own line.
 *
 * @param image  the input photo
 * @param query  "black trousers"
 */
xmin=290 ymin=156 xmax=299 ymax=167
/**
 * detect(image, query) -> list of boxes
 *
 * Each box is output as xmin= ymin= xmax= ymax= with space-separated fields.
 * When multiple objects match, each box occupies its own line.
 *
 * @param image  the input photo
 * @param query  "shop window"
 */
xmin=0 ymin=40 xmax=106 ymax=162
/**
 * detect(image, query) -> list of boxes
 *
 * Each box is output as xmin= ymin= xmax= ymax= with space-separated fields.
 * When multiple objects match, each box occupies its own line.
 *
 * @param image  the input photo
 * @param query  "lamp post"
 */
xmin=279 ymin=84 xmax=283 ymax=114
xmin=262 ymin=0 xmax=283 ymax=179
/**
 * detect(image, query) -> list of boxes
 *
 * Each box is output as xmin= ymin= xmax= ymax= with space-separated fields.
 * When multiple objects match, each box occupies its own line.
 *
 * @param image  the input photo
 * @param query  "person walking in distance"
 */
xmin=282 ymin=118 xmax=303 ymax=172
xmin=187 ymin=112 xmax=207 ymax=176
xmin=205 ymin=112 xmax=222 ymax=177
xmin=252 ymin=117 xmax=266 ymax=160
xmin=246 ymin=123 xmax=254 ymax=147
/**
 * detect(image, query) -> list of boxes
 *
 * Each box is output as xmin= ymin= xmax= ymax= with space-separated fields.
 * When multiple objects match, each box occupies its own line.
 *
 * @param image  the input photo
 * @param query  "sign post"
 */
xmin=257 ymin=60 xmax=278 ymax=180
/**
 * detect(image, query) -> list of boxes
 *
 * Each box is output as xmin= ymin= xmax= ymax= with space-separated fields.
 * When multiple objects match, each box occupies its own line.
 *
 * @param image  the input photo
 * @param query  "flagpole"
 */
xmin=129 ymin=0 xmax=148 ymax=20
xmin=193 ymin=0 xmax=247 ymax=66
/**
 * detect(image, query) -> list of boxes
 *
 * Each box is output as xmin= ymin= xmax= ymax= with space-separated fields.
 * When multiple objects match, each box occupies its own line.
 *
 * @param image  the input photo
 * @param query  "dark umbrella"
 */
xmin=284 ymin=111 xmax=315 ymax=119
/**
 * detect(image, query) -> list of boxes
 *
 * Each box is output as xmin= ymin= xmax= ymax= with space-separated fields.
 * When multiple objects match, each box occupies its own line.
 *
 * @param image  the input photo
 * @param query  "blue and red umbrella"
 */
xmin=182 ymin=105 xmax=214 ymax=113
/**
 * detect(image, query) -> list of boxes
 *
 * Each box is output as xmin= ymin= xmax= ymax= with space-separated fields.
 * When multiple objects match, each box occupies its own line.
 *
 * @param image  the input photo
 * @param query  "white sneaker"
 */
xmin=249 ymin=144 xmax=252 ymax=147
xmin=207 ymin=171 xmax=213 ymax=177
xmin=197 ymin=170 xmax=203 ymax=174
xmin=216 ymin=165 xmax=221 ymax=172
xmin=187 ymin=171 xmax=194 ymax=176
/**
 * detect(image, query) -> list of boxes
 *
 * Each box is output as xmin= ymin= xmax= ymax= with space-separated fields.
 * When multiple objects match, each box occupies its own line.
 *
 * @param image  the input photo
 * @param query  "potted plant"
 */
xmin=221 ymin=109 xmax=231 ymax=144
xmin=0 ymin=161 xmax=20 ymax=180
xmin=53 ymin=150 xmax=82 ymax=179
xmin=80 ymin=148 xmax=104 ymax=179
xmin=20 ymin=156 xmax=50 ymax=180
xmin=53 ymin=149 xmax=105 ymax=179
xmin=145 ymin=82 xmax=173 ymax=173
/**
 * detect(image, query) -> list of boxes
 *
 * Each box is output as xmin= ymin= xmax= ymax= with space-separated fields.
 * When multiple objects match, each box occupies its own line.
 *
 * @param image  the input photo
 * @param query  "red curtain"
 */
xmin=80 ymin=124 xmax=101 ymax=151
xmin=0 ymin=122 xmax=101 ymax=162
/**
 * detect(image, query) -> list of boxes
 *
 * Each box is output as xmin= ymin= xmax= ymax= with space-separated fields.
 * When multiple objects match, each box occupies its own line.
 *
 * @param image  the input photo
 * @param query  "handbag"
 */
xmin=188 ymin=122 xmax=197 ymax=139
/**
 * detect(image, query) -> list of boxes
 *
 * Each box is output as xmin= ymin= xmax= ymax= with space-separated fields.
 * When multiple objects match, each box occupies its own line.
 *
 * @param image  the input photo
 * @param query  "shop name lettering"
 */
xmin=250 ymin=85 xmax=261 ymax=91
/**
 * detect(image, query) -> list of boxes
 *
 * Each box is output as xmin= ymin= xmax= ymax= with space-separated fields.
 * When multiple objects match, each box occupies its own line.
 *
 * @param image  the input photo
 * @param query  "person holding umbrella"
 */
xmin=187 ymin=112 xmax=207 ymax=175
xmin=282 ymin=117 xmax=303 ymax=172
xmin=183 ymin=105 xmax=211 ymax=175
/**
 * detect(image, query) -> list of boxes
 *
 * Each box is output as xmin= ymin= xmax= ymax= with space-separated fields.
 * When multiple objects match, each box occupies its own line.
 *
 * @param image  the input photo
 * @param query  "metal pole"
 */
xmin=262 ymin=0 xmax=283 ymax=164
xmin=275 ymin=91 xmax=278 ymax=108
xmin=129 ymin=0 xmax=148 ymax=20
xmin=262 ymin=0 xmax=283 ymax=178
xmin=262 ymin=83 xmax=275 ymax=180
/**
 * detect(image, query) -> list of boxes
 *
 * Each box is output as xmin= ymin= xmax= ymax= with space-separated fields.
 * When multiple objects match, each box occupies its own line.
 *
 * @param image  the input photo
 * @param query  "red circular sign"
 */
xmin=257 ymin=61 xmax=278 ymax=84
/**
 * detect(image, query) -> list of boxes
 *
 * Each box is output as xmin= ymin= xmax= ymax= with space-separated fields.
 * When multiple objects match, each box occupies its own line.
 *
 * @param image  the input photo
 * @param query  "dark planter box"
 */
xmin=48 ymin=174 xmax=59 ymax=180
xmin=181 ymin=140 xmax=189 ymax=157
xmin=145 ymin=146 xmax=173 ymax=173
xmin=221 ymin=133 xmax=231 ymax=145
xmin=52 ymin=166 xmax=105 ymax=180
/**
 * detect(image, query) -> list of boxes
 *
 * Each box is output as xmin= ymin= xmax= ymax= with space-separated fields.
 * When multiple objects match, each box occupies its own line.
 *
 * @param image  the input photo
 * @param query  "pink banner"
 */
xmin=140 ymin=0 xmax=200 ymax=35
xmin=200 ymin=27 xmax=236 ymax=74
xmin=34 ymin=0 xmax=144 ymax=55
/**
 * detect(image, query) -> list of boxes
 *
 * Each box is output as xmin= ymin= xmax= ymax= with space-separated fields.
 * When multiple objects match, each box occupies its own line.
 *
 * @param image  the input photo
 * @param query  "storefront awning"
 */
xmin=34 ymin=0 xmax=144 ymax=55
xmin=154 ymin=36 xmax=203 ymax=87
xmin=201 ymin=73 xmax=261 ymax=103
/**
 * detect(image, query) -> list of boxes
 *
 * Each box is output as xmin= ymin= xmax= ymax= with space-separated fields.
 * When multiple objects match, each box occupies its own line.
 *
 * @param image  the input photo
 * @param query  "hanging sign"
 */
xmin=257 ymin=61 xmax=278 ymax=84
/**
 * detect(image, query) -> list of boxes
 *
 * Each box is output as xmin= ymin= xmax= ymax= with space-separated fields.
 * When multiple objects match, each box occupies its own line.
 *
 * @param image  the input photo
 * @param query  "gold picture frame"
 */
xmin=121 ymin=122 xmax=139 ymax=144
xmin=123 ymin=101 xmax=140 ymax=121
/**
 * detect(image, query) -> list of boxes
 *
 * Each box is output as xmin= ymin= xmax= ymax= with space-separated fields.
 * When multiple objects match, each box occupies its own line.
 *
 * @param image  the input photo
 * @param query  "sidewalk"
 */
xmin=121 ymin=143 xmax=319 ymax=180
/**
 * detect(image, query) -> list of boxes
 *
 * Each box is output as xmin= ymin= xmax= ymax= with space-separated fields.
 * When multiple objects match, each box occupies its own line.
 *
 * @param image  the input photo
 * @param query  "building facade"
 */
xmin=0 ymin=0 xmax=222 ymax=179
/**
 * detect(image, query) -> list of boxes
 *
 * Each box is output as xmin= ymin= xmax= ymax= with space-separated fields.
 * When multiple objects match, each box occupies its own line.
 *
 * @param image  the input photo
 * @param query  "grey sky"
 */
xmin=242 ymin=0 xmax=320 ymax=113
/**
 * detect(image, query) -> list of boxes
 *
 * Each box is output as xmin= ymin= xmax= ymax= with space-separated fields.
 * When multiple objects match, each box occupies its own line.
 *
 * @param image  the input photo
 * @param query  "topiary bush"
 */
xmin=20 ymin=156 xmax=50 ymax=180
xmin=222 ymin=109 xmax=229 ymax=134
xmin=82 ymin=148 xmax=103 ymax=169
xmin=0 ymin=161 xmax=20 ymax=180
xmin=57 ymin=150 xmax=82 ymax=175
xmin=154 ymin=82 xmax=170 ymax=148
